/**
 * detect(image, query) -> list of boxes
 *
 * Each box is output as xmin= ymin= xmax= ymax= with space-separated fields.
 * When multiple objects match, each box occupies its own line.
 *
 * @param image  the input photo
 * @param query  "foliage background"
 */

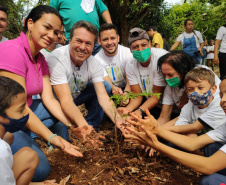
xmin=1 ymin=0 xmax=226 ymax=46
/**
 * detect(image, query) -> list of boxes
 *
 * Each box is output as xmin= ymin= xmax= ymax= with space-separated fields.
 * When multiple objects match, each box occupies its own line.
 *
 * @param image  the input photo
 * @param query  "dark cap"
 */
xmin=128 ymin=28 xmax=150 ymax=46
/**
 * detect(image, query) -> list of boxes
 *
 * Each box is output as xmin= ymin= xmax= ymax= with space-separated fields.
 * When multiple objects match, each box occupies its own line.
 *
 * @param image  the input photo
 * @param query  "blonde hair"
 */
xmin=184 ymin=67 xmax=215 ymax=86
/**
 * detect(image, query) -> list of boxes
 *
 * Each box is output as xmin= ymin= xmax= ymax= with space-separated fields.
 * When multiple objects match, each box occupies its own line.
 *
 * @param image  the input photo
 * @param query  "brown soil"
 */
xmin=36 ymin=105 xmax=200 ymax=185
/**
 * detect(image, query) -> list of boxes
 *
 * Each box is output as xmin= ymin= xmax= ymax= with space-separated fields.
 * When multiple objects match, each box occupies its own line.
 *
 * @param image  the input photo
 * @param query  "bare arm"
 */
xmin=0 ymin=70 xmax=53 ymax=141
xmin=139 ymin=85 xmax=165 ymax=111
xmin=214 ymin=39 xmax=221 ymax=64
xmin=41 ymin=76 xmax=71 ymax=127
xmin=164 ymin=120 xmax=204 ymax=134
xmin=124 ymin=77 xmax=131 ymax=92
xmin=125 ymin=126 xmax=223 ymax=175
xmin=157 ymin=104 xmax=173 ymax=125
xmin=104 ymin=76 xmax=123 ymax=95
xmin=150 ymin=135 xmax=225 ymax=175
xmin=53 ymin=83 xmax=88 ymax=127
xmin=124 ymin=84 xmax=143 ymax=112
xmin=101 ymin=10 xmax=112 ymax=23
xmin=93 ymin=82 xmax=121 ymax=122
xmin=170 ymin=41 xmax=180 ymax=51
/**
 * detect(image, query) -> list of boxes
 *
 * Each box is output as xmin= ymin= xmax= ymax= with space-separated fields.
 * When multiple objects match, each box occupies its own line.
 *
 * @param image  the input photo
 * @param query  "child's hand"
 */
xmin=126 ymin=109 xmax=159 ymax=134
xmin=124 ymin=127 xmax=160 ymax=149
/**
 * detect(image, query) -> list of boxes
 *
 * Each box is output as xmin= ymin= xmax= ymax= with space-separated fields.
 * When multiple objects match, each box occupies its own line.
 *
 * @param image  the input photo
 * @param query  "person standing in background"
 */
xmin=214 ymin=13 xmax=226 ymax=80
xmin=50 ymin=0 xmax=112 ymax=55
xmin=0 ymin=5 xmax=8 ymax=43
xmin=170 ymin=18 xmax=204 ymax=64
xmin=146 ymin=24 xmax=164 ymax=49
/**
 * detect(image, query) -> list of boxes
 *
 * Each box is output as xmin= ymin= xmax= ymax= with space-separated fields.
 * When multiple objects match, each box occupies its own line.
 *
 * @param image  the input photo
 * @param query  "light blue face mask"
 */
xmin=132 ymin=47 xmax=151 ymax=63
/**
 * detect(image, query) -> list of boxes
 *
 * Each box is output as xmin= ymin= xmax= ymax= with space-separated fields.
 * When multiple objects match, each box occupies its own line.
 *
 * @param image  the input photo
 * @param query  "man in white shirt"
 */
xmin=47 ymin=21 xmax=128 ymax=141
xmin=95 ymin=23 xmax=132 ymax=104
xmin=0 ymin=6 xmax=8 ymax=43
xmin=118 ymin=28 xmax=168 ymax=118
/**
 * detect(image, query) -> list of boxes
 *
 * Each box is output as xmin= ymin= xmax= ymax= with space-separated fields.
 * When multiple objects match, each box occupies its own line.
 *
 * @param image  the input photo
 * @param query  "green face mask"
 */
xmin=165 ymin=76 xmax=181 ymax=87
xmin=132 ymin=47 xmax=151 ymax=63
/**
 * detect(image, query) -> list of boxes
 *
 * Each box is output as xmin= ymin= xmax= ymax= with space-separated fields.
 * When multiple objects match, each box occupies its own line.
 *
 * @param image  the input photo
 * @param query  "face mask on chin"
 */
xmin=1 ymin=114 xmax=29 ymax=133
xmin=165 ymin=76 xmax=181 ymax=87
xmin=132 ymin=47 xmax=151 ymax=63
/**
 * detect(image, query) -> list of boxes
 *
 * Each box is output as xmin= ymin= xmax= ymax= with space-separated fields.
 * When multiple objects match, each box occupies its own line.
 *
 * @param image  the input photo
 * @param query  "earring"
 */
xmin=28 ymin=29 xmax=31 ymax=38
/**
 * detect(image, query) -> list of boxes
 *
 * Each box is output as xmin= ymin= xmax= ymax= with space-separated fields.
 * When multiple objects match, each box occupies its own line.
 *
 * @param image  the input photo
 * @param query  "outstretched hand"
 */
xmin=115 ymin=117 xmax=135 ymax=135
xmin=126 ymin=109 xmax=159 ymax=134
xmin=124 ymin=126 xmax=160 ymax=150
xmin=71 ymin=125 xmax=105 ymax=148
xmin=50 ymin=136 xmax=83 ymax=157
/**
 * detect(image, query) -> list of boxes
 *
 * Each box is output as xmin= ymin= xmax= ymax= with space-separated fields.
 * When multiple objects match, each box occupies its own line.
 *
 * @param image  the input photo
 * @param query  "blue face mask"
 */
xmin=187 ymin=89 xmax=212 ymax=106
xmin=132 ymin=47 xmax=151 ymax=63
xmin=1 ymin=114 xmax=29 ymax=133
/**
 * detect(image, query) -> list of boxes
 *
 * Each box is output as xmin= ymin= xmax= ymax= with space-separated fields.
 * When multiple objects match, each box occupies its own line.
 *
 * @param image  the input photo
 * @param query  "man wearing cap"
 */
xmin=118 ymin=28 xmax=168 ymax=118
xmin=95 ymin=23 xmax=133 ymax=105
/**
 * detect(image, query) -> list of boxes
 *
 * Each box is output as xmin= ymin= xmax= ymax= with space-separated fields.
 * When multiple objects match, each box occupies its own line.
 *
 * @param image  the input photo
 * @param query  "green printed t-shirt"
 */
xmin=50 ymin=0 xmax=108 ymax=40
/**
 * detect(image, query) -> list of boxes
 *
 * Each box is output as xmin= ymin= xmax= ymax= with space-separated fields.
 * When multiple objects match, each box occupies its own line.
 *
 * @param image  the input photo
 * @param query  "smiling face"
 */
xmin=161 ymin=63 xmax=181 ymax=81
xmin=0 ymin=10 xmax=8 ymax=35
xmin=27 ymin=13 xmax=61 ymax=51
xmin=98 ymin=29 xmax=119 ymax=57
xmin=1 ymin=93 xmax=28 ymax=124
xmin=185 ymin=20 xmax=194 ymax=33
xmin=220 ymin=80 xmax=226 ymax=114
xmin=69 ymin=27 xmax=95 ymax=66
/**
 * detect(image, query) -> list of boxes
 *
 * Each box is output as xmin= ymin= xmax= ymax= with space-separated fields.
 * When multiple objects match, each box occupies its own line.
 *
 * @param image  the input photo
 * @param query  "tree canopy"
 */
xmin=2 ymin=0 xmax=226 ymax=46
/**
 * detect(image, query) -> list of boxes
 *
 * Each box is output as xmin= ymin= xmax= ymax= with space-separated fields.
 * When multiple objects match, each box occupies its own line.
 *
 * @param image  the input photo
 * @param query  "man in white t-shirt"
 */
xmin=95 ymin=23 xmax=132 ymax=105
xmin=214 ymin=13 xmax=226 ymax=80
xmin=47 ymin=21 xmax=129 ymax=139
xmin=118 ymin=28 xmax=168 ymax=118
xmin=0 ymin=6 xmax=8 ymax=43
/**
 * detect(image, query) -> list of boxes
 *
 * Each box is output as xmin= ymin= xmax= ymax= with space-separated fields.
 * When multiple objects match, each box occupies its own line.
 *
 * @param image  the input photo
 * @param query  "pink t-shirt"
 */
xmin=0 ymin=32 xmax=49 ymax=106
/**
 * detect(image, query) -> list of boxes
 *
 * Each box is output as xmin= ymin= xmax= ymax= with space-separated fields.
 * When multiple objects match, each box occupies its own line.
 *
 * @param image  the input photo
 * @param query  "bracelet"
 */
xmin=124 ymin=91 xmax=129 ymax=94
xmin=136 ymin=107 xmax=146 ymax=118
xmin=48 ymin=134 xmax=57 ymax=151
xmin=67 ymin=123 xmax=73 ymax=129
xmin=136 ymin=107 xmax=144 ymax=114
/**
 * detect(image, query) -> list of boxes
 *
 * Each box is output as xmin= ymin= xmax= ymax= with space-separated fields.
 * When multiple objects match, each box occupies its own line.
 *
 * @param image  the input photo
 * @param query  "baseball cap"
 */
xmin=128 ymin=28 xmax=150 ymax=45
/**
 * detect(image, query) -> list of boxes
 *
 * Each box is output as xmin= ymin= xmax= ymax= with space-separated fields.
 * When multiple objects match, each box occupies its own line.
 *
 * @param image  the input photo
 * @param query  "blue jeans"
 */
xmin=11 ymin=131 xmax=50 ymax=181
xmin=26 ymin=99 xmax=69 ymax=141
xmin=74 ymin=81 xmax=111 ymax=129
xmin=199 ymin=143 xmax=226 ymax=185
xmin=11 ymin=99 xmax=69 ymax=182
xmin=92 ymin=42 xmax=102 ymax=56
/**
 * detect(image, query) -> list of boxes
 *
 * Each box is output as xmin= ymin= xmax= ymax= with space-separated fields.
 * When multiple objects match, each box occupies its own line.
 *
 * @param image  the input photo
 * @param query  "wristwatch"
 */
xmin=136 ymin=107 xmax=145 ymax=118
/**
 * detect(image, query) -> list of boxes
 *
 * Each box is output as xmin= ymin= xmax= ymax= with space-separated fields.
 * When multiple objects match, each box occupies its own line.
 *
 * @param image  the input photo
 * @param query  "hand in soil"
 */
xmin=71 ymin=125 xmax=105 ymax=148
xmin=50 ymin=136 xmax=83 ymax=157
xmin=115 ymin=117 xmax=135 ymax=135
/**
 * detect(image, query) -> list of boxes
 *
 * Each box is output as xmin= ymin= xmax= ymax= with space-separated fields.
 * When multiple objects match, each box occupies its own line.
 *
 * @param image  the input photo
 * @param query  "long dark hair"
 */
xmin=23 ymin=5 xmax=63 ymax=33
xmin=157 ymin=50 xmax=196 ymax=88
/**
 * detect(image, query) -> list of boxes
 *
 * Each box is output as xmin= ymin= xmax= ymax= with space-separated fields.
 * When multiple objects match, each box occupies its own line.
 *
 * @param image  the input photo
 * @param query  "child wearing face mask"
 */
xmin=163 ymin=67 xmax=226 ymax=136
xmin=0 ymin=76 xmax=65 ymax=185
xmin=124 ymin=75 xmax=226 ymax=184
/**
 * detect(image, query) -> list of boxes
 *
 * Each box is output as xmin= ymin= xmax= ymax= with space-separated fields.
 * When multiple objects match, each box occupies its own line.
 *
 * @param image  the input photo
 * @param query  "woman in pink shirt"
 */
xmin=0 ymin=5 xmax=83 ymax=181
